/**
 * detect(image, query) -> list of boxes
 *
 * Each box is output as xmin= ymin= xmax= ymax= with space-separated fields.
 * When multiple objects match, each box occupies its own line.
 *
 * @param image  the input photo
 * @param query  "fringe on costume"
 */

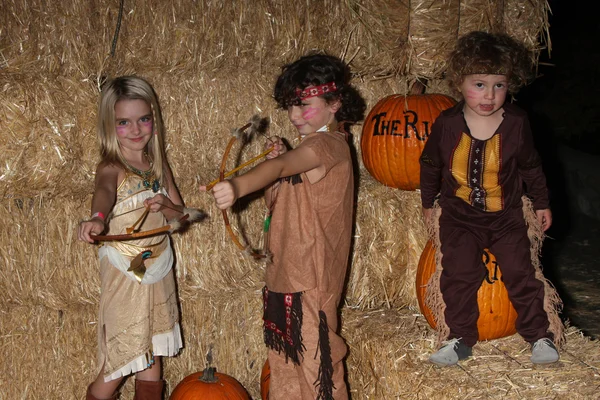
xmin=424 ymin=201 xmax=450 ymax=346
xmin=262 ymin=287 xmax=305 ymax=365
xmin=314 ymin=310 xmax=334 ymax=400
xmin=521 ymin=197 xmax=566 ymax=347
xmin=424 ymin=197 xmax=566 ymax=348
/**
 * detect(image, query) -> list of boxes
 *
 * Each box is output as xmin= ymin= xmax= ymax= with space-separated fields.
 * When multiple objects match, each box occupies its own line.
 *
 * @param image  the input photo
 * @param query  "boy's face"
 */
xmin=460 ymin=74 xmax=508 ymax=117
xmin=287 ymin=93 xmax=340 ymax=136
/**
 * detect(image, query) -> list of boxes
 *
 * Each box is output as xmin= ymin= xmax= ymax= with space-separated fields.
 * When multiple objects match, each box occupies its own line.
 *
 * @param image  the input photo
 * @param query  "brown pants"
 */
xmin=439 ymin=206 xmax=550 ymax=347
xmin=268 ymin=289 xmax=348 ymax=400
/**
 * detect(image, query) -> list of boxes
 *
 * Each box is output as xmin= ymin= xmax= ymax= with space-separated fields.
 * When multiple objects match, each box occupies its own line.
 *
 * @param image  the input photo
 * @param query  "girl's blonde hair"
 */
xmin=97 ymin=76 xmax=166 ymax=186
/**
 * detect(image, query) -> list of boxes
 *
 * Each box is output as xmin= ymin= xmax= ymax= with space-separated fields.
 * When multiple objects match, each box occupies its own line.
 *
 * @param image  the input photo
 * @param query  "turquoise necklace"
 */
xmin=122 ymin=153 xmax=160 ymax=192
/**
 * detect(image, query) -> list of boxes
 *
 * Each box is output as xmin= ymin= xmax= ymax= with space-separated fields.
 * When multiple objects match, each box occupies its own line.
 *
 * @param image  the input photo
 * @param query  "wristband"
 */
xmin=91 ymin=211 xmax=105 ymax=221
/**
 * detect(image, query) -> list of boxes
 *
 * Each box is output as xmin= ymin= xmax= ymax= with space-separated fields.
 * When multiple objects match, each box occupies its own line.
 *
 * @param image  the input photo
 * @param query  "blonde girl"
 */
xmin=79 ymin=76 xmax=185 ymax=400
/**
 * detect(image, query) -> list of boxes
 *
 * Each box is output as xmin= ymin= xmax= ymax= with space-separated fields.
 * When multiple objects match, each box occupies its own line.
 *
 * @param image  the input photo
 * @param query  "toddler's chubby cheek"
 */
xmin=464 ymin=90 xmax=477 ymax=100
xmin=302 ymin=107 xmax=319 ymax=120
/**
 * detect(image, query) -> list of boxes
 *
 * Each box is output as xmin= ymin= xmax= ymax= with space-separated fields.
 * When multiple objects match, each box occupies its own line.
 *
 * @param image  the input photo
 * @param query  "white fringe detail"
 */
xmin=103 ymin=324 xmax=183 ymax=382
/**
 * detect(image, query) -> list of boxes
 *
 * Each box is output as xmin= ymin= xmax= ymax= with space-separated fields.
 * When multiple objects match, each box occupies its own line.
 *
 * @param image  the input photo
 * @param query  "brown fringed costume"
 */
xmin=263 ymin=130 xmax=353 ymax=400
xmin=420 ymin=101 xmax=565 ymax=348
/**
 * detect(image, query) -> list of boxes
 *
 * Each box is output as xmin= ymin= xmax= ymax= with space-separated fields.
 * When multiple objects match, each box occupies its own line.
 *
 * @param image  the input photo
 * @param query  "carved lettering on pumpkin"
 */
xmin=482 ymin=250 xmax=500 ymax=284
xmin=371 ymin=110 xmax=430 ymax=141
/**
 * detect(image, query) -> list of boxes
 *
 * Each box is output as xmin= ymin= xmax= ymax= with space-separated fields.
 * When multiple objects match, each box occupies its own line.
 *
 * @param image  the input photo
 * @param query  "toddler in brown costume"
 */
xmin=420 ymin=31 xmax=564 ymax=367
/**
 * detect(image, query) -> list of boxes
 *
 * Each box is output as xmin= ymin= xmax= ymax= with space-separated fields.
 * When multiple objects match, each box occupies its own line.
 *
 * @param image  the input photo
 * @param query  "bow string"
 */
xmin=218 ymin=115 xmax=269 ymax=260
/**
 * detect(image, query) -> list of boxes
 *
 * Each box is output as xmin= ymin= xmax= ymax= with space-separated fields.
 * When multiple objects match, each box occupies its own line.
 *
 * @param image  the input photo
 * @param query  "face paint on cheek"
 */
xmin=464 ymin=90 xmax=477 ymax=100
xmin=141 ymin=120 xmax=153 ymax=128
xmin=116 ymin=125 xmax=128 ymax=136
xmin=302 ymin=107 xmax=319 ymax=120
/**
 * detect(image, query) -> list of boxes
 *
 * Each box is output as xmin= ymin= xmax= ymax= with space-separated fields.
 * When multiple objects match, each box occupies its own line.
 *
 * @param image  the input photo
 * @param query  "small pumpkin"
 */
xmin=170 ymin=367 xmax=250 ymax=400
xmin=260 ymin=359 xmax=270 ymax=400
xmin=361 ymin=93 xmax=455 ymax=190
xmin=416 ymin=240 xmax=518 ymax=340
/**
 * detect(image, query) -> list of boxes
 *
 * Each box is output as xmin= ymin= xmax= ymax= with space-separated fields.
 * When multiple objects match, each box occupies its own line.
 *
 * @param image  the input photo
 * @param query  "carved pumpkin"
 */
xmin=416 ymin=240 xmax=518 ymax=340
xmin=260 ymin=359 xmax=270 ymax=400
xmin=170 ymin=367 xmax=250 ymax=400
xmin=361 ymin=93 xmax=455 ymax=190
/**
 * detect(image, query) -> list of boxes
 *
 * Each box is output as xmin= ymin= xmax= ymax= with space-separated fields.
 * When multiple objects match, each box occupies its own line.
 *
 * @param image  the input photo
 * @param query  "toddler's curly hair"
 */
xmin=273 ymin=53 xmax=366 ymax=124
xmin=446 ymin=31 xmax=534 ymax=94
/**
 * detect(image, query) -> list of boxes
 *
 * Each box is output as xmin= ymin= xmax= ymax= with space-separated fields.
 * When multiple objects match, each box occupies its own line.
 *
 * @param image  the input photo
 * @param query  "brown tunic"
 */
xmin=264 ymin=130 xmax=353 ymax=400
xmin=265 ymin=131 xmax=354 ymax=296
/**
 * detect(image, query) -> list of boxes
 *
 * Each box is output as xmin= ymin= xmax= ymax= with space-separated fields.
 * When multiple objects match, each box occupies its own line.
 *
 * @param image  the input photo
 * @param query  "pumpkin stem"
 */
xmin=410 ymin=79 xmax=428 ymax=95
xmin=199 ymin=367 xmax=219 ymax=383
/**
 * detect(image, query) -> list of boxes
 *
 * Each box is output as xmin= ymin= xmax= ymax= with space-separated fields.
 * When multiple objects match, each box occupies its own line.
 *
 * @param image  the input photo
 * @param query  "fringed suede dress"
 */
xmin=96 ymin=172 xmax=182 ymax=382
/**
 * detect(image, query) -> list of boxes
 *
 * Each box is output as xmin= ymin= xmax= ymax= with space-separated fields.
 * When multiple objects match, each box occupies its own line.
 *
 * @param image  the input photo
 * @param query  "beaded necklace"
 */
xmin=122 ymin=153 xmax=160 ymax=192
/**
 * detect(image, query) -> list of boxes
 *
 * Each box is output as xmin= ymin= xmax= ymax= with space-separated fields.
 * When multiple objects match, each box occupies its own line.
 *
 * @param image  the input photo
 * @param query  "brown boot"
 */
xmin=86 ymin=384 xmax=118 ymax=400
xmin=133 ymin=379 xmax=164 ymax=400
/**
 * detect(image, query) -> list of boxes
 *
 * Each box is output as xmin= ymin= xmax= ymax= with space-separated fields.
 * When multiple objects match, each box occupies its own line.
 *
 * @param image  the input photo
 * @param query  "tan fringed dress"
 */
xmin=96 ymin=172 xmax=182 ymax=382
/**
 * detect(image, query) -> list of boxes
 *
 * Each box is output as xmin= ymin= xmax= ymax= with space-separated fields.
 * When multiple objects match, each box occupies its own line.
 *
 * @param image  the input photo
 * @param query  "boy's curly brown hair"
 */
xmin=446 ymin=31 xmax=534 ymax=94
xmin=273 ymin=53 xmax=366 ymax=125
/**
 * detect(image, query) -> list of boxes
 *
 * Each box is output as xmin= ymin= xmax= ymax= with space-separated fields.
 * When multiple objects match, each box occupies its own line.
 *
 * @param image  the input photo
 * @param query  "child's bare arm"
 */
xmin=211 ymin=145 xmax=321 ymax=210
xmin=264 ymin=137 xmax=286 ymax=206
xmin=78 ymin=163 xmax=119 ymax=243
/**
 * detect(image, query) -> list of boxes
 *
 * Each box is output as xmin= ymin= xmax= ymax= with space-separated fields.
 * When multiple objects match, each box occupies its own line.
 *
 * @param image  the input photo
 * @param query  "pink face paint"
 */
xmin=116 ymin=124 xmax=128 ymax=136
xmin=464 ymin=90 xmax=477 ymax=100
xmin=140 ymin=120 xmax=153 ymax=132
xmin=302 ymin=107 xmax=318 ymax=120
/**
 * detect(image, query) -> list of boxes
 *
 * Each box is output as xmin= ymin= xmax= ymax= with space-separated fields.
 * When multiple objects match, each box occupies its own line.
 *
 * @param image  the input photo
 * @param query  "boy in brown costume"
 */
xmin=203 ymin=54 xmax=365 ymax=399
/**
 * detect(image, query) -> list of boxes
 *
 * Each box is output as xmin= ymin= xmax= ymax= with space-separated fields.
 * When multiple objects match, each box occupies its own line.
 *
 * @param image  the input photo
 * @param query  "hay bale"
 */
xmin=343 ymin=308 xmax=600 ymax=399
xmin=0 ymin=290 xmax=266 ymax=399
xmin=3 ymin=303 xmax=599 ymax=399
xmin=0 ymin=171 xmax=424 ymax=313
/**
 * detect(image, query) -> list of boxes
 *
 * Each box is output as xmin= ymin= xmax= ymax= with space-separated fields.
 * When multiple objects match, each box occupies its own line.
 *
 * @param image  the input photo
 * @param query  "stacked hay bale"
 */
xmin=3 ymin=1 xmax=598 ymax=399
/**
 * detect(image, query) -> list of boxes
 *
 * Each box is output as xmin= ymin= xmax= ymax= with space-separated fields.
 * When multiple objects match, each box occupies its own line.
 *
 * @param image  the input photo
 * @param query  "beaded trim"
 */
xmin=295 ymin=82 xmax=337 ymax=100
xmin=122 ymin=153 xmax=160 ymax=192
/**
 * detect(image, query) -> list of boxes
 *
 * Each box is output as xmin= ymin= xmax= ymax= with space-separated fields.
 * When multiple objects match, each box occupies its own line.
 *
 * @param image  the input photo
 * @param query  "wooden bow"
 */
xmin=218 ymin=118 xmax=267 ymax=260
xmin=90 ymin=213 xmax=191 ymax=242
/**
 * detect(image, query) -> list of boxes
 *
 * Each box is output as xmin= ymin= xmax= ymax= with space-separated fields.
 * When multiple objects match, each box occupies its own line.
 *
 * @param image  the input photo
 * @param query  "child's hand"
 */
xmin=422 ymin=207 xmax=433 ymax=225
xmin=211 ymin=180 xmax=238 ymax=209
xmin=265 ymin=136 xmax=286 ymax=160
xmin=144 ymin=194 xmax=173 ymax=213
xmin=536 ymin=208 xmax=552 ymax=231
xmin=78 ymin=218 xmax=105 ymax=243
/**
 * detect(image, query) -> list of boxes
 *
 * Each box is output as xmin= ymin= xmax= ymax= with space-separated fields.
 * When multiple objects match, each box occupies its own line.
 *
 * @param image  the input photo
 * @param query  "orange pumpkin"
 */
xmin=361 ymin=94 xmax=455 ymax=190
xmin=260 ymin=359 xmax=270 ymax=400
xmin=170 ymin=367 xmax=250 ymax=400
xmin=416 ymin=240 xmax=518 ymax=340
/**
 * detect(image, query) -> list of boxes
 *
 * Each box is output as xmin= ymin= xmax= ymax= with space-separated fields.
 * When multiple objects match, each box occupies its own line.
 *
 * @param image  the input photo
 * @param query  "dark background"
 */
xmin=518 ymin=0 xmax=600 ymax=338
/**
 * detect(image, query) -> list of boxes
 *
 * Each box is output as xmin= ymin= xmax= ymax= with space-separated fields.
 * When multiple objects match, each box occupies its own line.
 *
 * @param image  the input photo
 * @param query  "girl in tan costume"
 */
xmin=79 ymin=76 xmax=193 ymax=400
xmin=203 ymin=54 xmax=366 ymax=399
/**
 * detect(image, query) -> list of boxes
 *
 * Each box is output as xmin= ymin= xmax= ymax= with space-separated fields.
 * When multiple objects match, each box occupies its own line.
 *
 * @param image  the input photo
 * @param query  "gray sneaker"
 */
xmin=429 ymin=338 xmax=473 ymax=366
xmin=530 ymin=338 xmax=559 ymax=364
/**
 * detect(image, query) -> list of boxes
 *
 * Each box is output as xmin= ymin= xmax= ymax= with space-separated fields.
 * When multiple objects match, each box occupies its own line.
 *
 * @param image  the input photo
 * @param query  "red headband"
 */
xmin=295 ymin=82 xmax=338 ymax=99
